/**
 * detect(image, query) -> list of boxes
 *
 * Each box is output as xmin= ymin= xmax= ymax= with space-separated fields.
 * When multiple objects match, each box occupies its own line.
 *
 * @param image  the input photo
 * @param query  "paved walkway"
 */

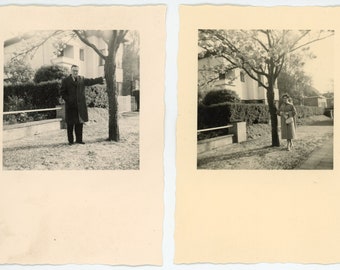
xmin=295 ymin=136 xmax=334 ymax=170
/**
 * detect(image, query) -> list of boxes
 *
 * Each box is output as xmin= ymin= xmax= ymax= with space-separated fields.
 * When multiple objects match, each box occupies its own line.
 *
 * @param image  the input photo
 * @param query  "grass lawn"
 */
xmin=3 ymin=108 xmax=139 ymax=170
xmin=197 ymin=115 xmax=333 ymax=170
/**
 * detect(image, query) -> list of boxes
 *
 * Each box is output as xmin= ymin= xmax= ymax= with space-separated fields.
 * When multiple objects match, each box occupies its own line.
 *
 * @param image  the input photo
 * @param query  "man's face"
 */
xmin=71 ymin=67 xmax=79 ymax=77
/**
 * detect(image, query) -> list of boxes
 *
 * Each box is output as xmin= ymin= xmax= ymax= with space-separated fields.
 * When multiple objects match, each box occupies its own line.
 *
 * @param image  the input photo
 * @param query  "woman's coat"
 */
xmin=278 ymin=102 xmax=297 ymax=140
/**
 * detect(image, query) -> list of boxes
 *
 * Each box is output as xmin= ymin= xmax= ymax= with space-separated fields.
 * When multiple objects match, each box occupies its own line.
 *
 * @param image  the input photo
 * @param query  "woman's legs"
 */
xmin=287 ymin=139 xmax=294 ymax=150
xmin=287 ymin=139 xmax=291 ymax=150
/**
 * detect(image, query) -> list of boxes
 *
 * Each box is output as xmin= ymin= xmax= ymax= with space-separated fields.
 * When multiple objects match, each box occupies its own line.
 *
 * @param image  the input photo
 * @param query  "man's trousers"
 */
xmin=67 ymin=123 xmax=83 ymax=143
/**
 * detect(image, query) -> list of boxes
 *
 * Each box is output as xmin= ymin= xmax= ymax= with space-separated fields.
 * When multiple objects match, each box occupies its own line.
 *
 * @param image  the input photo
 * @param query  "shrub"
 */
xmin=198 ymin=102 xmax=326 ymax=131
xmin=33 ymin=65 xmax=69 ymax=83
xmin=85 ymin=84 xmax=108 ymax=108
xmin=324 ymin=108 xmax=333 ymax=118
xmin=202 ymin=89 xmax=240 ymax=106
xmin=198 ymin=102 xmax=230 ymax=130
xmin=228 ymin=103 xmax=270 ymax=124
xmin=5 ymin=95 xmax=30 ymax=111
xmin=3 ymin=80 xmax=61 ymax=123
xmin=198 ymin=102 xmax=270 ymax=130
xmin=295 ymin=105 xmax=324 ymax=118
xmin=4 ymin=58 xmax=35 ymax=84
xmin=4 ymin=80 xmax=61 ymax=109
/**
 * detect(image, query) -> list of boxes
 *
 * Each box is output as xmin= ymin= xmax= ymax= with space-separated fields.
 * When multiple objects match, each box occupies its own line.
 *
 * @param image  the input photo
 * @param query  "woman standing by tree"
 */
xmin=277 ymin=94 xmax=297 ymax=151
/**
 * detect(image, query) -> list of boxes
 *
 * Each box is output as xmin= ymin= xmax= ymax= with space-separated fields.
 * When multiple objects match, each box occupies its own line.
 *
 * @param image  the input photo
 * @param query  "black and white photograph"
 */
xmin=3 ymin=29 xmax=140 ymax=170
xmin=0 ymin=5 xmax=165 ymax=265
xmin=197 ymin=29 xmax=334 ymax=170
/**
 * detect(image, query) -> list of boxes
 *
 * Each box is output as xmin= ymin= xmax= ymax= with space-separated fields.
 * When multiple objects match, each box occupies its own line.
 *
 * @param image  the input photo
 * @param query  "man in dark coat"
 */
xmin=60 ymin=65 xmax=104 ymax=145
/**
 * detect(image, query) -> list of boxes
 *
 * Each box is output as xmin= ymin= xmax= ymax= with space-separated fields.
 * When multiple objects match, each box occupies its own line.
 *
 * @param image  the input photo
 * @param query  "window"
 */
xmin=240 ymin=71 xmax=245 ymax=82
xmin=79 ymin=49 xmax=84 ymax=61
xmin=219 ymin=70 xmax=235 ymax=80
xmin=57 ymin=44 xmax=74 ymax=58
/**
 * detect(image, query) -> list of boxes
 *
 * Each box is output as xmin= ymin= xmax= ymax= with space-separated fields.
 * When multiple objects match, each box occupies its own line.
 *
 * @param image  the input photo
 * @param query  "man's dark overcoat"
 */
xmin=60 ymin=75 xmax=103 ymax=124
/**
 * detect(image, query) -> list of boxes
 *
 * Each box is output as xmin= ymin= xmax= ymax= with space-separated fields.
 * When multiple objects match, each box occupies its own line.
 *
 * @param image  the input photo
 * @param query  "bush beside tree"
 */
xmin=85 ymin=85 xmax=108 ymax=108
xmin=33 ymin=65 xmax=69 ymax=83
xmin=202 ymin=89 xmax=240 ymax=105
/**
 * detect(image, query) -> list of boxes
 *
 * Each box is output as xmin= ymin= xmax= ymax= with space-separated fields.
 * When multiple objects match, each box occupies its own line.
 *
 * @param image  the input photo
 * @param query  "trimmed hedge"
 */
xmin=198 ymin=102 xmax=231 ymax=130
xmin=3 ymin=80 xmax=113 ymax=111
xmin=228 ymin=103 xmax=270 ymax=124
xmin=198 ymin=102 xmax=269 ymax=129
xmin=3 ymin=80 xmax=61 ymax=123
xmin=4 ymin=80 xmax=61 ymax=111
xmin=198 ymin=102 xmax=325 ymax=129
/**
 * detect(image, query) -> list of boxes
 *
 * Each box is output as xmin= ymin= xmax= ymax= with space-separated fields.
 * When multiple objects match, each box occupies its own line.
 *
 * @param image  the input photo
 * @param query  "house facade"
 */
xmin=198 ymin=56 xmax=279 ymax=104
xmin=4 ymin=31 xmax=131 ymax=112
xmin=303 ymin=96 xmax=328 ymax=108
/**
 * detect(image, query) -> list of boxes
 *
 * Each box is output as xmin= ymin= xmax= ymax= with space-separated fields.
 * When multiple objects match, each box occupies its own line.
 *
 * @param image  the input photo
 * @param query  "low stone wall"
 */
xmin=3 ymin=119 xmax=62 ymax=142
xmin=197 ymin=121 xmax=247 ymax=154
xmin=198 ymin=134 xmax=234 ymax=154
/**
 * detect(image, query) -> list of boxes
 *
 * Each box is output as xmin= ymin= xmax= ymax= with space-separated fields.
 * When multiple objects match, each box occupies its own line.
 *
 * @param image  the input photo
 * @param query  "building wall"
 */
xmin=4 ymin=32 xmax=131 ymax=111
xmin=304 ymin=96 xmax=327 ymax=108
xmin=4 ymin=33 xmax=123 ymax=81
xmin=198 ymin=57 xmax=279 ymax=103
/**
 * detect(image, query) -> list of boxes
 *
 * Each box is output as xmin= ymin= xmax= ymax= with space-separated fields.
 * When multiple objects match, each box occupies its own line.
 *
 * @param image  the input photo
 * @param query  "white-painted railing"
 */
xmin=197 ymin=124 xmax=233 ymax=133
xmin=3 ymin=107 xmax=61 ymax=115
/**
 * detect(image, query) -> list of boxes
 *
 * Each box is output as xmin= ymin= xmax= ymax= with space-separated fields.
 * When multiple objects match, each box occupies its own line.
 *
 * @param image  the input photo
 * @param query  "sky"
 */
xmin=303 ymin=33 xmax=334 ymax=93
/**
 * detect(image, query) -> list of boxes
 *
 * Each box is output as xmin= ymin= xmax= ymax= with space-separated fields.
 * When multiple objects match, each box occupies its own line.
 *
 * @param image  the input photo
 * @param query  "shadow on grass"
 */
xmin=3 ymin=142 xmax=67 ymax=152
xmin=2 ymin=137 xmax=115 ymax=153
xmin=197 ymin=145 xmax=283 ymax=167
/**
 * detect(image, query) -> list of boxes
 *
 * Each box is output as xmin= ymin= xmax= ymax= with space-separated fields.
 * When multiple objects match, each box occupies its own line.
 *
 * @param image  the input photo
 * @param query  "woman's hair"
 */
xmin=281 ymin=93 xmax=291 ymax=99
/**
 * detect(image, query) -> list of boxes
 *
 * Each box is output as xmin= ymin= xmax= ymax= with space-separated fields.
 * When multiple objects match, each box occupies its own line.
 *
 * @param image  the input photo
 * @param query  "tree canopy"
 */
xmin=198 ymin=29 xmax=334 ymax=146
xmin=6 ymin=30 xmax=130 ymax=141
xmin=4 ymin=58 xmax=34 ymax=84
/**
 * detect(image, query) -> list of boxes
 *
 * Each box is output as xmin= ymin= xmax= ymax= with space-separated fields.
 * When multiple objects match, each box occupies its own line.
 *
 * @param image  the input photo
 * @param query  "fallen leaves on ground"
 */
xmin=198 ymin=116 xmax=333 ymax=170
xmin=3 ymin=108 xmax=139 ymax=170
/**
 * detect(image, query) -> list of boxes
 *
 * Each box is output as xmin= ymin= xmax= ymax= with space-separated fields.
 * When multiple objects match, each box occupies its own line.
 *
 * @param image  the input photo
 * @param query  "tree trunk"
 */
xmin=104 ymin=57 xmax=120 ymax=141
xmin=267 ymin=87 xmax=280 ymax=147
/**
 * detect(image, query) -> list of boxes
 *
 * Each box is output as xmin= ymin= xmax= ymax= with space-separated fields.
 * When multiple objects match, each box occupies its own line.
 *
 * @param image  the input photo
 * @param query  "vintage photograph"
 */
xmin=197 ymin=29 xmax=334 ymax=170
xmin=3 ymin=30 xmax=140 ymax=170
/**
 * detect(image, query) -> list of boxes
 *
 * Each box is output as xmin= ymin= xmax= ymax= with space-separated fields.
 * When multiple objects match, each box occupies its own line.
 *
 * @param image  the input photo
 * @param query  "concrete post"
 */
xmin=231 ymin=121 xmax=247 ymax=143
xmin=56 ymin=104 xmax=66 ymax=129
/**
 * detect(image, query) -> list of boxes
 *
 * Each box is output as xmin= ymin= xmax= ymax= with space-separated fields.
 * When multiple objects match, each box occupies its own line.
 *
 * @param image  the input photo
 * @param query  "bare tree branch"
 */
xmin=10 ymin=30 xmax=64 ymax=61
xmin=289 ymin=32 xmax=334 ymax=53
xmin=73 ymin=30 xmax=106 ymax=59
xmin=288 ymin=30 xmax=311 ymax=51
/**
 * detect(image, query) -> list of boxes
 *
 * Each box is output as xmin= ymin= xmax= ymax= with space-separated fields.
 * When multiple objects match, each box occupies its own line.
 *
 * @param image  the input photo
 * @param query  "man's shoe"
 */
xmin=68 ymin=142 xmax=74 ymax=145
xmin=76 ymin=141 xmax=85 ymax=144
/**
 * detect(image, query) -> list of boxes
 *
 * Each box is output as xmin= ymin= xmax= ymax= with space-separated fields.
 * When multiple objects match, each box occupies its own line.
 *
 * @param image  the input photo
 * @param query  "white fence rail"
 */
xmin=3 ymin=107 xmax=62 ymax=115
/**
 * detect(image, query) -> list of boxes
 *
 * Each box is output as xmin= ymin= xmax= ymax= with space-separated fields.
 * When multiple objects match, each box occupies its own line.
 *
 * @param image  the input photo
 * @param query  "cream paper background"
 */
xmin=176 ymin=6 xmax=340 ymax=263
xmin=0 ymin=6 xmax=165 ymax=265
